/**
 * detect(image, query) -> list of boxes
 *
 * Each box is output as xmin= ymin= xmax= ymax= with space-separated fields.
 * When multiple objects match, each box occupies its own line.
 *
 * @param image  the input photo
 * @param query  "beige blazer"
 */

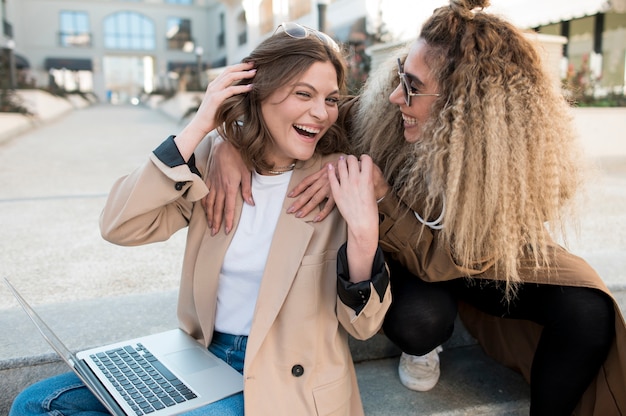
xmin=378 ymin=190 xmax=626 ymax=416
xmin=100 ymin=134 xmax=391 ymax=416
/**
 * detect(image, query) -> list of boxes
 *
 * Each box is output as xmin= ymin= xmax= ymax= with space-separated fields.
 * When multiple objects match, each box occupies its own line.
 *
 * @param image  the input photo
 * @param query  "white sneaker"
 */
xmin=398 ymin=346 xmax=443 ymax=392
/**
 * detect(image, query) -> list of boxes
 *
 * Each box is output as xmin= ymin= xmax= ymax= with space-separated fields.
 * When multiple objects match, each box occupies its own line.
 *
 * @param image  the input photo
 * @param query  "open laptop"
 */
xmin=4 ymin=277 xmax=243 ymax=415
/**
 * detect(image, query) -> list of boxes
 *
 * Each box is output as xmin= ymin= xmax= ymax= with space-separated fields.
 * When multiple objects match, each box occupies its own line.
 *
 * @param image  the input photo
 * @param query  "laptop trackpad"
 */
xmin=165 ymin=348 xmax=219 ymax=374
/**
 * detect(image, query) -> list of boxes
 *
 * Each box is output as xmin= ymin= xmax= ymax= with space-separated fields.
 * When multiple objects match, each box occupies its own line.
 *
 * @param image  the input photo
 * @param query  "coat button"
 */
xmin=174 ymin=181 xmax=185 ymax=191
xmin=291 ymin=364 xmax=304 ymax=377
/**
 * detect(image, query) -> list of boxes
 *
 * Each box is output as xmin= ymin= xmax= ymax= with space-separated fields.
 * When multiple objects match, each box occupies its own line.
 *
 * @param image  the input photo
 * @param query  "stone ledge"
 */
xmin=2 ymin=287 xmax=623 ymax=415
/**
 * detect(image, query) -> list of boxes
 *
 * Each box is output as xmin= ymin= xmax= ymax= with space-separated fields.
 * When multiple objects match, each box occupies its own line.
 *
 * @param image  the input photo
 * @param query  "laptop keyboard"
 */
xmin=90 ymin=343 xmax=197 ymax=415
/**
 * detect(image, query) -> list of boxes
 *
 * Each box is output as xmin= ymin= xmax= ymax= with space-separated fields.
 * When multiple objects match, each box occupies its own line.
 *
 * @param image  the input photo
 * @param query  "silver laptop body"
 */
xmin=5 ymin=278 xmax=243 ymax=416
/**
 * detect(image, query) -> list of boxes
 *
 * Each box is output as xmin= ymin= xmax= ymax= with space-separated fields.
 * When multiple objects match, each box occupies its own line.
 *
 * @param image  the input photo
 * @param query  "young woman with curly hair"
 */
xmin=203 ymin=1 xmax=626 ymax=414
xmin=347 ymin=2 xmax=624 ymax=414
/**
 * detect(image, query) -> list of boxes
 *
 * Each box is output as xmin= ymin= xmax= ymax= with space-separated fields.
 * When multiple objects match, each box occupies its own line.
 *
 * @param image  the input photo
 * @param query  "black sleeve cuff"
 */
xmin=336 ymin=243 xmax=389 ymax=315
xmin=153 ymin=135 xmax=201 ymax=177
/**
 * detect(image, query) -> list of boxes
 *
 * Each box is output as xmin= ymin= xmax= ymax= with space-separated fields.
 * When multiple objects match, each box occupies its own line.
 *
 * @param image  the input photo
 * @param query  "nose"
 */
xmin=389 ymin=84 xmax=404 ymax=106
xmin=310 ymin=98 xmax=328 ymax=120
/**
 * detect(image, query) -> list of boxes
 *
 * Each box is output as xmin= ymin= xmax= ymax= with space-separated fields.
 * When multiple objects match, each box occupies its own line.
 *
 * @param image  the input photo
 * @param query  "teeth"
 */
xmin=402 ymin=114 xmax=419 ymax=126
xmin=294 ymin=124 xmax=321 ymax=134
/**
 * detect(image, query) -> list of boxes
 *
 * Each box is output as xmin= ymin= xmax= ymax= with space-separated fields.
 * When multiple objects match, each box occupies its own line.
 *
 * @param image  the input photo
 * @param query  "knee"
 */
xmin=579 ymin=291 xmax=615 ymax=350
xmin=383 ymin=320 xmax=455 ymax=355
xmin=383 ymin=299 xmax=457 ymax=355
xmin=9 ymin=381 xmax=45 ymax=416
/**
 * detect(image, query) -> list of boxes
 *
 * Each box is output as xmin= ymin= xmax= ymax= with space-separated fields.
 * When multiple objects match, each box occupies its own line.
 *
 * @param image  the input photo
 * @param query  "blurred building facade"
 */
xmin=1 ymin=0 xmax=624 ymax=102
xmin=0 ymin=0 xmax=377 ymax=102
xmin=533 ymin=1 xmax=626 ymax=95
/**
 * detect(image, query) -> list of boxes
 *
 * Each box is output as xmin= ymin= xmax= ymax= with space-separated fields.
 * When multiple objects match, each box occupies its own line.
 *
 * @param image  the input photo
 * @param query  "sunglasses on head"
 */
xmin=397 ymin=58 xmax=440 ymax=106
xmin=274 ymin=22 xmax=341 ymax=52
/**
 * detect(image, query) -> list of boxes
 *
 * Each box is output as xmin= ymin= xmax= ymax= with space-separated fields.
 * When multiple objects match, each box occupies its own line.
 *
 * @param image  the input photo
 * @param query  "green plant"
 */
xmin=562 ymin=53 xmax=625 ymax=107
xmin=0 ymin=51 xmax=33 ymax=114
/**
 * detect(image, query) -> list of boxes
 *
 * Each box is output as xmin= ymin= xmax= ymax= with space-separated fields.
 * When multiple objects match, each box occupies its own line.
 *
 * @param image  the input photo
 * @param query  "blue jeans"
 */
xmin=10 ymin=332 xmax=246 ymax=416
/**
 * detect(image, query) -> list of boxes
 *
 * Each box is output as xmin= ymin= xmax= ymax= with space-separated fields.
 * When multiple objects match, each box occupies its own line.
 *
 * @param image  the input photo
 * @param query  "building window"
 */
xmin=104 ymin=11 xmax=155 ymax=50
xmin=59 ymin=11 xmax=91 ymax=47
xmin=166 ymin=0 xmax=193 ymax=4
xmin=167 ymin=17 xmax=194 ymax=51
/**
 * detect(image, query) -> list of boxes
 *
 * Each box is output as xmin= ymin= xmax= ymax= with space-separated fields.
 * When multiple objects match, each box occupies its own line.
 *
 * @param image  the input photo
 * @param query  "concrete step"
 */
xmin=2 ymin=287 xmax=624 ymax=415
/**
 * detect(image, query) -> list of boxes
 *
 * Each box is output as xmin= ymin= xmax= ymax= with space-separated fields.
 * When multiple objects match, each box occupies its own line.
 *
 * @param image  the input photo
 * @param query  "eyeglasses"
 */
xmin=397 ymin=58 xmax=440 ymax=106
xmin=274 ymin=22 xmax=341 ymax=52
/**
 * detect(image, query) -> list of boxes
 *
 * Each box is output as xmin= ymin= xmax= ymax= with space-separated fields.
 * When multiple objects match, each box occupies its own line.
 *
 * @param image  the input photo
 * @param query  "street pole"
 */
xmin=2 ymin=0 xmax=17 ymax=89
xmin=195 ymin=46 xmax=203 ymax=90
xmin=7 ymin=39 xmax=16 ymax=89
xmin=317 ymin=0 xmax=329 ymax=33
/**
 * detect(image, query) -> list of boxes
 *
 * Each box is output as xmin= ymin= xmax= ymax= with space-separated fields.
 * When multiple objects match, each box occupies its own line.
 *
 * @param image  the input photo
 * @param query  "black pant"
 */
xmin=382 ymin=259 xmax=615 ymax=416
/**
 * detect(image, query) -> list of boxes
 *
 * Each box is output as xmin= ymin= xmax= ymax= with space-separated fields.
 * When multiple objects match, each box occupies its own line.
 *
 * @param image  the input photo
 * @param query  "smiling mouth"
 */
xmin=294 ymin=124 xmax=321 ymax=138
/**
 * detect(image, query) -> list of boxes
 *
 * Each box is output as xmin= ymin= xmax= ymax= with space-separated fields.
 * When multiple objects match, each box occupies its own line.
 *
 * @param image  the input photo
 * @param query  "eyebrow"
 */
xmin=293 ymin=81 xmax=340 ymax=96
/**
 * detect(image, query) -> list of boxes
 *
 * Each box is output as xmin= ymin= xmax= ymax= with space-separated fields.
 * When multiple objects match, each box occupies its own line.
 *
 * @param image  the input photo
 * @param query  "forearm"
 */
xmin=345 ymin=228 xmax=379 ymax=283
xmin=174 ymin=119 xmax=213 ymax=162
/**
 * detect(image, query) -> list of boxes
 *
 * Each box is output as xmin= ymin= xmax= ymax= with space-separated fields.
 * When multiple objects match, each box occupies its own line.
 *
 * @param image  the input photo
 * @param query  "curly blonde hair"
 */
xmin=353 ymin=0 xmax=583 ymax=300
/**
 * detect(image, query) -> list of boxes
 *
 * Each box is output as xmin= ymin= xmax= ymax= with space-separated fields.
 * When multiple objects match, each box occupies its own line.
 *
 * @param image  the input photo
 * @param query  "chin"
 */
xmin=294 ymin=147 xmax=317 ymax=161
xmin=404 ymin=131 xmax=420 ymax=143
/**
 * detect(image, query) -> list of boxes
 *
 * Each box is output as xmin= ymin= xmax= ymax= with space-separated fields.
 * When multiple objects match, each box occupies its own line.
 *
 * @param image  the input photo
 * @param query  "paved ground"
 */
xmin=0 ymin=104 xmax=186 ymax=308
xmin=1 ymin=104 xmax=624 ymax=310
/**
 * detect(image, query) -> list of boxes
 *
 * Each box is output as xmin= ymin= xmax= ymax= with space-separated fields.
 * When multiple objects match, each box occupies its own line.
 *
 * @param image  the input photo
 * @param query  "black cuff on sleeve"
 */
xmin=153 ymin=135 xmax=201 ymax=177
xmin=336 ymin=243 xmax=389 ymax=315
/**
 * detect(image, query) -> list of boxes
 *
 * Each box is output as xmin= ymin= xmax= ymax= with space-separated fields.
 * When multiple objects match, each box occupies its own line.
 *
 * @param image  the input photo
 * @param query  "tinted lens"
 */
xmin=281 ymin=22 xmax=307 ymax=38
xmin=315 ymin=32 xmax=339 ymax=51
xmin=397 ymin=59 xmax=411 ymax=106
xmin=402 ymin=75 xmax=413 ymax=105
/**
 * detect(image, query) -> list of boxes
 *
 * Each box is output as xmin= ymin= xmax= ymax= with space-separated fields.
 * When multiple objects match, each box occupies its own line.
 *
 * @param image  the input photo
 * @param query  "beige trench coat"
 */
xmin=377 ymin=190 xmax=626 ymax=416
xmin=100 ymin=134 xmax=391 ymax=416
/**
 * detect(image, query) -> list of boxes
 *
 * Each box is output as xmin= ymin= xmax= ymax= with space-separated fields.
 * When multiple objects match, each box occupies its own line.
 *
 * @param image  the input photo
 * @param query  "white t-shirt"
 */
xmin=214 ymin=170 xmax=293 ymax=335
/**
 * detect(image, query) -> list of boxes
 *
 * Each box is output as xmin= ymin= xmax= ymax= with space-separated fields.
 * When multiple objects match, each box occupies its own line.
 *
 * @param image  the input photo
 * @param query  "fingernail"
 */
xmin=211 ymin=228 xmax=217 ymax=236
xmin=246 ymin=196 xmax=255 ymax=205
xmin=313 ymin=215 xmax=321 ymax=222
xmin=225 ymin=227 xmax=231 ymax=234
xmin=288 ymin=191 xmax=294 ymax=197
xmin=295 ymin=211 xmax=303 ymax=218
xmin=287 ymin=206 xmax=295 ymax=214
